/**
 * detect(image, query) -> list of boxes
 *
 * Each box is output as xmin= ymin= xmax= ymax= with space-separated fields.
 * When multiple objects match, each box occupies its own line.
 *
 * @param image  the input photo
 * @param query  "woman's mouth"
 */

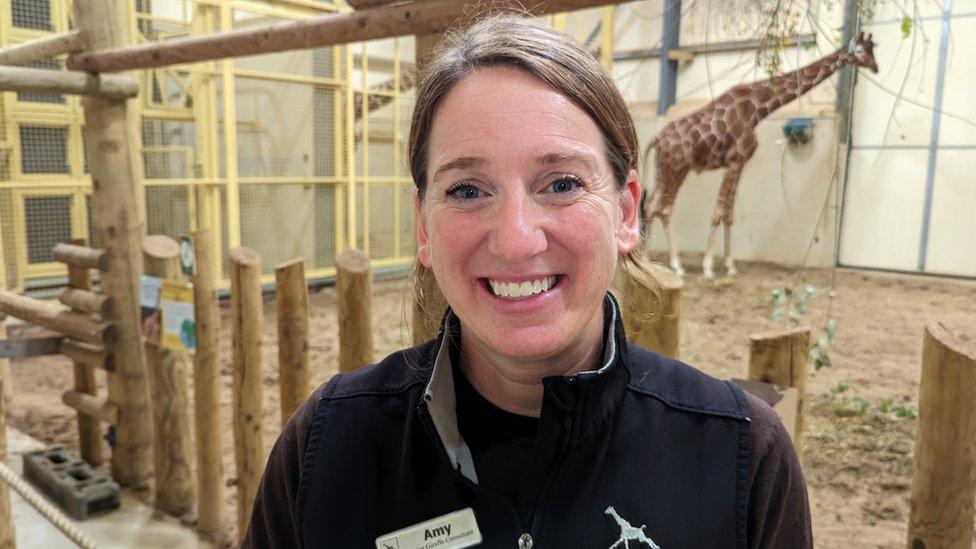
xmin=483 ymin=275 xmax=562 ymax=300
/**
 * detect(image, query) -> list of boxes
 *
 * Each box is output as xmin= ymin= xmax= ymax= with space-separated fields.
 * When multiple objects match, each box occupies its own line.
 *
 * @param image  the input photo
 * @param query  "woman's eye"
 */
xmin=548 ymin=176 xmax=582 ymax=194
xmin=447 ymin=184 xmax=481 ymax=200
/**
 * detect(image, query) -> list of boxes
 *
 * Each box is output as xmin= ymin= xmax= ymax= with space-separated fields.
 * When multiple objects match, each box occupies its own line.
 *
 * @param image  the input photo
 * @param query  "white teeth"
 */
xmin=488 ymin=276 xmax=558 ymax=299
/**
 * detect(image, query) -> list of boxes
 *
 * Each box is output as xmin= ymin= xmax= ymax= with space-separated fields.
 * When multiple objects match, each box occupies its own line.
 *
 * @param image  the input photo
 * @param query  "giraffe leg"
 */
xmin=662 ymin=214 xmax=684 ymax=277
xmin=723 ymin=221 xmax=737 ymax=276
xmin=654 ymin=165 xmax=687 ymax=276
xmin=703 ymin=163 xmax=743 ymax=279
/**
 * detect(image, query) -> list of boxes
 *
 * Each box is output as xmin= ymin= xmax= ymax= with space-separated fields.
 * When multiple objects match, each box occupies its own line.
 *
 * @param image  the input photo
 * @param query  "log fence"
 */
xmin=0 ymin=242 xmax=117 ymax=473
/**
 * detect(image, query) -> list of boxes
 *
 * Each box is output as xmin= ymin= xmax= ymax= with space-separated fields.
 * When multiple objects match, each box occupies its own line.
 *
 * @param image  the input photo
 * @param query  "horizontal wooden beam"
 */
xmin=52 ymin=243 xmax=109 ymax=272
xmin=58 ymin=288 xmax=114 ymax=318
xmin=0 ymin=65 xmax=138 ymax=99
xmin=62 ymin=390 xmax=118 ymax=425
xmin=0 ymin=30 xmax=85 ymax=66
xmin=66 ymin=0 xmax=619 ymax=73
xmin=0 ymin=291 xmax=115 ymax=347
xmin=60 ymin=339 xmax=115 ymax=373
xmin=0 ymin=66 xmax=138 ymax=100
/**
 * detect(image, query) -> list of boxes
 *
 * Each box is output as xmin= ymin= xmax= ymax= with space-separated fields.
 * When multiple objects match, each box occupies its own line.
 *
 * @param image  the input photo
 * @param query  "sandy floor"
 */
xmin=5 ymin=258 xmax=976 ymax=547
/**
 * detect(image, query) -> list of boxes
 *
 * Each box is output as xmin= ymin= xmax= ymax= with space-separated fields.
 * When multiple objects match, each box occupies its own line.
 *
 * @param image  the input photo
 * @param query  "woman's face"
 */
xmin=417 ymin=65 xmax=641 ymax=365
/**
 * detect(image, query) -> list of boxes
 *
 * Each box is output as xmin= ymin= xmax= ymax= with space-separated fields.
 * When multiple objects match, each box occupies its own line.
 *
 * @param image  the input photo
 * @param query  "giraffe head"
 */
xmin=848 ymin=31 xmax=879 ymax=73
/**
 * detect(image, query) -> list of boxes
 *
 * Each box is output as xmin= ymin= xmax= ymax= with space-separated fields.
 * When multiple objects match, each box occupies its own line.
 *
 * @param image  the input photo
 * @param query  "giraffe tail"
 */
xmin=640 ymin=136 xmax=661 ymax=216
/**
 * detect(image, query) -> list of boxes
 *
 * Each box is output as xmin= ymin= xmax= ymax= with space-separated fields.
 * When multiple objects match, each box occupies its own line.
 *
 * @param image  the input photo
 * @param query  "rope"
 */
xmin=0 ymin=460 xmax=101 ymax=549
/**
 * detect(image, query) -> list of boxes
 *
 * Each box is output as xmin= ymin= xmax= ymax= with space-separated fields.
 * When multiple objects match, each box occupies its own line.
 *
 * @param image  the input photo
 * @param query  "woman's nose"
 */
xmin=486 ymin=192 xmax=548 ymax=262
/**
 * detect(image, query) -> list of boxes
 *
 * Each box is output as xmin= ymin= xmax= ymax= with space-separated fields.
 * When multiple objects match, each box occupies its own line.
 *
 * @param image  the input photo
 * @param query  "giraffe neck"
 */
xmin=755 ymin=48 xmax=850 ymax=120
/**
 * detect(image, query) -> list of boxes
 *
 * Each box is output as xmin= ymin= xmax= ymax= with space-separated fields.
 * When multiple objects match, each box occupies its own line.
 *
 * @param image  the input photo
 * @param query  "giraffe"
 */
xmin=642 ymin=32 xmax=879 ymax=278
xmin=605 ymin=506 xmax=661 ymax=549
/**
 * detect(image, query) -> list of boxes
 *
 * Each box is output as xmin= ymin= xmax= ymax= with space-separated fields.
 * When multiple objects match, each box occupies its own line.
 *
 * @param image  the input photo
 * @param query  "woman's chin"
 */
xmin=478 ymin=329 xmax=572 ymax=363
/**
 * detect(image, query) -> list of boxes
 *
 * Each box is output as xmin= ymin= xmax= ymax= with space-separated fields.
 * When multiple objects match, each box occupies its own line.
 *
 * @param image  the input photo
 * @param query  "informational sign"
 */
xmin=179 ymin=236 xmax=196 ymax=276
xmin=139 ymin=275 xmax=162 ymax=309
xmin=159 ymin=279 xmax=196 ymax=351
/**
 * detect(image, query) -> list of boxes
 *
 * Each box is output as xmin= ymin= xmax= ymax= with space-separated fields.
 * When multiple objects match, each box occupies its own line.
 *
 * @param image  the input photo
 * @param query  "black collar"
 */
xmin=420 ymin=293 xmax=632 ymax=481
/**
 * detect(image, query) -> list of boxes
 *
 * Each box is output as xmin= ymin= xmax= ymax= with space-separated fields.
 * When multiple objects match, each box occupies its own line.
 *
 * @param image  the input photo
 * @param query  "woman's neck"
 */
xmin=457 ymin=313 xmax=605 ymax=418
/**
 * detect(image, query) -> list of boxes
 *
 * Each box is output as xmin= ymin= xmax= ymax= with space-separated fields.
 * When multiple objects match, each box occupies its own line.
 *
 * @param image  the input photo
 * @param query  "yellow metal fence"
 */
xmin=0 ymin=1 xmax=615 ymax=292
xmin=0 ymin=0 xmax=417 ymax=291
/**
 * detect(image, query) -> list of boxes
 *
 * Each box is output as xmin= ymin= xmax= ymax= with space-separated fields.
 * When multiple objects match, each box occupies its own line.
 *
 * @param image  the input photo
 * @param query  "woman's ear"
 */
xmin=617 ymin=169 xmax=642 ymax=254
xmin=415 ymin=188 xmax=433 ymax=268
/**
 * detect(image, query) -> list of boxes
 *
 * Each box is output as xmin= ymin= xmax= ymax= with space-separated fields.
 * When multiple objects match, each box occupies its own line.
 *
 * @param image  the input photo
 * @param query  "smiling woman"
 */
xmin=244 ymin=13 xmax=812 ymax=549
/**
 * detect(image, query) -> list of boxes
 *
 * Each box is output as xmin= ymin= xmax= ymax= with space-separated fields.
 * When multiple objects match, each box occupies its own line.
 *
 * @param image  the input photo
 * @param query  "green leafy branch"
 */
xmin=770 ymin=284 xmax=836 ymax=371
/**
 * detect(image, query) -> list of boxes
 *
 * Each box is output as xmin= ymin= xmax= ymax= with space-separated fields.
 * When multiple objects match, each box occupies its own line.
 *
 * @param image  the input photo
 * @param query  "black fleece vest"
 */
xmin=297 ymin=299 xmax=751 ymax=548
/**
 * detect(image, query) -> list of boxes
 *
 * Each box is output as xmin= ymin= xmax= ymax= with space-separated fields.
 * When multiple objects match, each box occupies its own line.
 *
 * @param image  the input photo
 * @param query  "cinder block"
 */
xmin=23 ymin=445 xmax=120 ymax=520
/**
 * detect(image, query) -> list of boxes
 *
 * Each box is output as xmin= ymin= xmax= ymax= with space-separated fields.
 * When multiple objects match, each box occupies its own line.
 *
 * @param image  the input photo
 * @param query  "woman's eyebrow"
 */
xmin=431 ymin=156 xmax=488 ymax=183
xmin=534 ymin=152 xmax=597 ymax=172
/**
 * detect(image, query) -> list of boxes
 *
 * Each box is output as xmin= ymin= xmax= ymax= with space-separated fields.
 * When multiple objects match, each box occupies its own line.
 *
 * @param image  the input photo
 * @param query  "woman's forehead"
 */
xmin=427 ymin=66 xmax=605 ymax=167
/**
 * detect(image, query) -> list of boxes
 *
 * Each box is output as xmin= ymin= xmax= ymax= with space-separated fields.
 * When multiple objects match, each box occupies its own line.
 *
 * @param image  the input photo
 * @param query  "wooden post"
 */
xmin=336 ymin=250 xmax=373 ymax=373
xmin=229 ymin=247 xmax=264 ymax=538
xmin=0 ymin=216 xmax=11 ymax=403
xmin=0 ymin=374 xmax=14 ymax=549
xmin=72 ymin=0 xmax=154 ymax=489
xmin=275 ymin=259 xmax=310 ymax=425
xmin=189 ymin=229 xmax=224 ymax=536
xmin=908 ymin=322 xmax=976 ymax=549
xmin=748 ymin=326 xmax=810 ymax=451
xmin=65 ymin=239 xmax=104 ymax=467
xmin=621 ymin=266 xmax=682 ymax=359
xmin=0 ymin=314 xmax=9 ymax=402
xmin=142 ymin=235 xmax=195 ymax=516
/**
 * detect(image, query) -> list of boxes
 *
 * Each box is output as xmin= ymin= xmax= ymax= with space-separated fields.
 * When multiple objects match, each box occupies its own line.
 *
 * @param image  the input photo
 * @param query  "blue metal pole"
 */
xmin=657 ymin=0 xmax=681 ymax=116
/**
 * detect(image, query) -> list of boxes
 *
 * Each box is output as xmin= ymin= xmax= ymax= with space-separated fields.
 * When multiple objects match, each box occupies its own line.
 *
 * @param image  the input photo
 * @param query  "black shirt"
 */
xmin=453 ymin=356 xmax=539 ymax=507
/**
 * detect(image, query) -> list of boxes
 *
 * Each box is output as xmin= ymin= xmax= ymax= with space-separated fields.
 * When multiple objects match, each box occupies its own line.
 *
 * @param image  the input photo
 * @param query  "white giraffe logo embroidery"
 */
xmin=605 ymin=506 xmax=661 ymax=549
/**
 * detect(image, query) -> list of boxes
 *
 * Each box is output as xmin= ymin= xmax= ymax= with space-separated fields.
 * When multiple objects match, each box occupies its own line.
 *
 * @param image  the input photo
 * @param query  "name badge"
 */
xmin=376 ymin=508 xmax=482 ymax=549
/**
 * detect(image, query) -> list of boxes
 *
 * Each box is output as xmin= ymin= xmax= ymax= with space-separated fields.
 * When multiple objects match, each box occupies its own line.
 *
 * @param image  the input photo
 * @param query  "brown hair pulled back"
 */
xmin=408 ymin=13 xmax=638 ymax=199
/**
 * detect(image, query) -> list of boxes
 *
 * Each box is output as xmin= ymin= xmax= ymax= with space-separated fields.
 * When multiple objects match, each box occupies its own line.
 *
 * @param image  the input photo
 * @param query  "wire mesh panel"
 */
xmin=235 ymin=77 xmax=325 ymax=178
xmin=24 ymin=195 xmax=72 ymax=264
xmin=143 ymin=119 xmax=196 ymax=179
xmin=0 ymin=148 xmax=11 ymax=181
xmin=11 ymin=0 xmax=53 ymax=30
xmin=363 ymin=182 xmax=395 ymax=260
xmin=17 ymin=59 xmax=66 ymax=104
xmin=19 ymin=125 xmax=69 ymax=174
xmin=239 ymin=183 xmax=334 ymax=273
xmin=146 ymin=186 xmax=191 ymax=238
xmin=311 ymin=184 xmax=336 ymax=269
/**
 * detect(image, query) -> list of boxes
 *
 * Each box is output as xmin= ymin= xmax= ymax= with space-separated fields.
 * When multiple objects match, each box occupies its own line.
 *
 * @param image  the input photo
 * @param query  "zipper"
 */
xmin=524 ymin=413 xmax=574 ymax=544
xmin=417 ymin=402 xmax=526 ymax=542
